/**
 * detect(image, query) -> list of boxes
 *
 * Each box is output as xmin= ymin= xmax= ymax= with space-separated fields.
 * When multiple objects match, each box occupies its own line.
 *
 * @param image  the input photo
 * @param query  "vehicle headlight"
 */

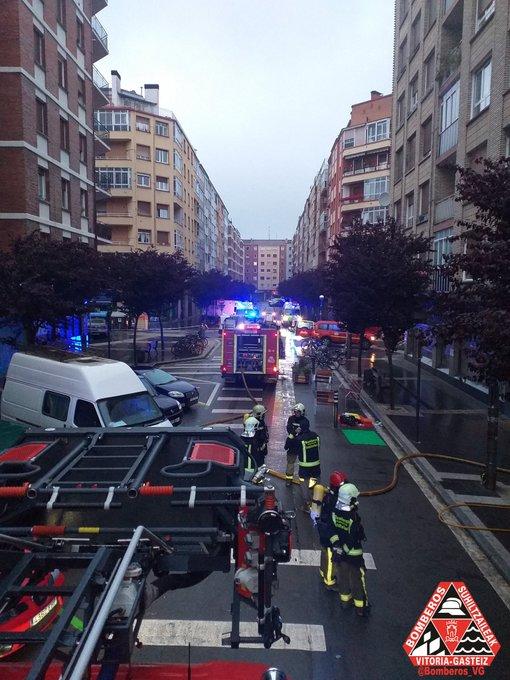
xmin=0 ymin=645 xmax=13 ymax=656
xmin=169 ymin=391 xmax=185 ymax=398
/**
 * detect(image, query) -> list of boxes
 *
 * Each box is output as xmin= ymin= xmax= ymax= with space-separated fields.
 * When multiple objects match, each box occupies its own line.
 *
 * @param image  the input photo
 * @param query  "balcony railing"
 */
xmin=343 ymin=162 xmax=389 ymax=177
xmin=93 ymin=117 xmax=110 ymax=141
xmin=435 ymin=195 xmax=455 ymax=223
xmin=92 ymin=16 xmax=108 ymax=52
xmin=342 ymin=195 xmax=364 ymax=205
xmin=95 ymin=221 xmax=112 ymax=241
xmin=92 ymin=65 xmax=109 ymax=90
xmin=438 ymin=119 xmax=458 ymax=156
xmin=433 ymin=266 xmax=451 ymax=293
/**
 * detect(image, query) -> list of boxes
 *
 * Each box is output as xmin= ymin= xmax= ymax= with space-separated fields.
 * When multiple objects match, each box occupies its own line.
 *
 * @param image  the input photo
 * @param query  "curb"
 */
xmin=335 ymin=365 xmax=510 ymax=587
xmin=132 ymin=339 xmax=219 ymax=369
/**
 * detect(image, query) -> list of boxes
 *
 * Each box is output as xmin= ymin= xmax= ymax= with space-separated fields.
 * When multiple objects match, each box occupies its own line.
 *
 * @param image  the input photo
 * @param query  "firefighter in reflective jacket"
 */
xmin=241 ymin=416 xmax=262 ymax=477
xmin=329 ymin=483 xmax=370 ymax=616
xmin=310 ymin=471 xmax=349 ymax=589
xmin=295 ymin=422 xmax=320 ymax=510
xmin=284 ymin=404 xmax=310 ymax=486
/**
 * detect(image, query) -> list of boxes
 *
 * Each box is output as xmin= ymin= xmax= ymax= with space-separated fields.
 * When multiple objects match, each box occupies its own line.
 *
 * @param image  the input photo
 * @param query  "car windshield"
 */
xmin=97 ymin=392 xmax=163 ymax=427
xmin=143 ymin=369 xmax=176 ymax=385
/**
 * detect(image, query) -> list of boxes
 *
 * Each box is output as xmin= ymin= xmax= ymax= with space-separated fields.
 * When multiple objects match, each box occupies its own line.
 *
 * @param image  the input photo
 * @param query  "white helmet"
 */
xmin=243 ymin=416 xmax=259 ymax=437
xmin=293 ymin=403 xmax=305 ymax=415
xmin=252 ymin=404 xmax=267 ymax=418
xmin=337 ymin=483 xmax=360 ymax=507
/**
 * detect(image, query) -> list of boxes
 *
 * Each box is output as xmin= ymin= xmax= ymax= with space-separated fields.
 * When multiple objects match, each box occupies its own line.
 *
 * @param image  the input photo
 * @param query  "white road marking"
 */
xmin=222 ymin=387 xmax=263 ymax=392
xmin=212 ymin=409 xmax=250 ymax=414
xmin=138 ymin=619 xmax=326 ymax=652
xmin=204 ymin=382 xmax=221 ymax=408
xmin=216 ymin=397 xmax=262 ymax=402
xmin=284 ymin=549 xmax=376 ymax=570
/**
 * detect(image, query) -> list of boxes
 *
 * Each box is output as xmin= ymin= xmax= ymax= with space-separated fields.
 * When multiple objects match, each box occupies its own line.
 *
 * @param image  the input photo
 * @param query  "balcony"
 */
xmin=93 ymin=117 xmax=110 ymax=155
xmin=437 ymin=44 xmax=461 ymax=87
xmin=433 ymin=266 xmax=451 ymax=293
xmin=92 ymin=16 xmax=108 ymax=61
xmin=96 ymin=211 xmax=133 ymax=226
xmin=92 ymin=0 xmax=108 ymax=13
xmin=92 ymin=66 xmax=109 ymax=107
xmin=95 ymin=221 xmax=112 ymax=242
xmin=435 ymin=195 xmax=455 ymax=223
xmin=438 ymin=120 xmax=458 ymax=157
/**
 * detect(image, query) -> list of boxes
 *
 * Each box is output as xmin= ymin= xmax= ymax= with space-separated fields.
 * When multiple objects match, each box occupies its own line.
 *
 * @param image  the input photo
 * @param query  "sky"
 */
xmin=96 ymin=0 xmax=395 ymax=240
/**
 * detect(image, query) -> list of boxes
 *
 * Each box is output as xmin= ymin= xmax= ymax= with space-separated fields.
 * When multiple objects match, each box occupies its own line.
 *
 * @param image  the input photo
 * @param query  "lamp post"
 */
xmin=415 ymin=327 xmax=425 ymax=443
xmin=319 ymin=294 xmax=325 ymax=320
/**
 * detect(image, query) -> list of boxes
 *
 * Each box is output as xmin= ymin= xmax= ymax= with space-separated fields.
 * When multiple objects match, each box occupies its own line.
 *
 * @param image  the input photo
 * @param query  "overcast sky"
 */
xmin=97 ymin=0 xmax=394 ymax=239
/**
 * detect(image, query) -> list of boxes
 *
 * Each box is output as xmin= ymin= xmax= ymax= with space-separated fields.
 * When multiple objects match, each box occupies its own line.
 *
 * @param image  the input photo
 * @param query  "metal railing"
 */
xmin=92 ymin=65 xmax=109 ymax=90
xmin=435 ymin=195 xmax=455 ymax=223
xmin=91 ymin=15 xmax=108 ymax=52
xmin=433 ymin=266 xmax=451 ymax=293
xmin=438 ymin=119 xmax=458 ymax=156
xmin=93 ymin=116 xmax=110 ymax=141
xmin=95 ymin=221 xmax=112 ymax=240
xmin=343 ymin=162 xmax=389 ymax=176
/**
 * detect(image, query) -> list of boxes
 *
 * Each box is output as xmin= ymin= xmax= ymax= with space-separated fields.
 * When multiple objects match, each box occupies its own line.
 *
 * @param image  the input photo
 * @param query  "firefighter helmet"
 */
xmin=260 ymin=670 xmax=287 ymax=680
xmin=337 ymin=483 xmax=360 ymax=507
xmin=292 ymin=403 xmax=305 ymax=415
xmin=329 ymin=470 xmax=348 ymax=489
xmin=252 ymin=404 xmax=267 ymax=418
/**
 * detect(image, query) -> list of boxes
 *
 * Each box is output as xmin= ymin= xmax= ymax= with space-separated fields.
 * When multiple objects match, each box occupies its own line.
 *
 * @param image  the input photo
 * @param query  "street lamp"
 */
xmin=319 ymin=294 xmax=325 ymax=320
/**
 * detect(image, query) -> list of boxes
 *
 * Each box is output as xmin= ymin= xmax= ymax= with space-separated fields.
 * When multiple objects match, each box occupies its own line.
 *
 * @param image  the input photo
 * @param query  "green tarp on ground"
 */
xmin=0 ymin=420 xmax=26 ymax=452
xmin=341 ymin=428 xmax=386 ymax=446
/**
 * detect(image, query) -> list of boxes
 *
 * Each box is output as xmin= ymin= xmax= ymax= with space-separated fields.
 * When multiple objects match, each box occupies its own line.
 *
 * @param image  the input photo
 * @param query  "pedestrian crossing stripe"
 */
xmin=404 ymin=581 xmax=500 ymax=668
xmin=138 ymin=619 xmax=326 ymax=652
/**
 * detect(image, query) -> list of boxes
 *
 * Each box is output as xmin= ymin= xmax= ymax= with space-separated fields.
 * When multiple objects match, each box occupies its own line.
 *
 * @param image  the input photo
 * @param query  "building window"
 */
xmin=410 ymin=12 xmax=421 ymax=56
xmin=34 ymin=28 xmax=45 ymax=68
xmin=96 ymin=110 xmax=130 ymax=131
xmin=476 ymin=0 xmax=495 ymax=32
xmin=77 ymin=76 xmax=86 ymax=106
xmin=61 ymin=178 xmax=70 ymax=211
xmin=406 ymin=192 xmax=414 ymax=228
xmin=366 ymin=119 xmax=389 ymax=143
xmin=155 ymin=121 xmax=169 ymax=136
xmin=137 ymin=201 xmax=151 ymax=217
xmin=76 ymin=18 xmax=84 ymax=50
xmin=60 ymin=118 xmax=69 ymax=151
xmin=155 ymin=148 xmax=169 ymax=164
xmin=433 ymin=228 xmax=453 ymax=266
xmin=471 ymin=60 xmax=492 ymax=118
xmin=57 ymin=56 xmax=67 ymax=90
xmin=423 ymin=50 xmax=435 ymax=95
xmin=173 ymin=150 xmax=183 ymax=173
xmin=80 ymin=188 xmax=88 ymax=217
xmin=79 ymin=133 xmax=87 ymax=163
xmin=136 ymin=144 xmax=151 ymax=161
xmin=138 ymin=230 xmax=152 ymax=244
xmin=156 ymin=176 xmax=169 ymax=191
xmin=174 ymin=177 xmax=183 ymax=198
xmin=394 ymin=200 xmax=402 ymax=223
xmin=95 ymin=167 xmax=131 ymax=189
xmin=36 ymin=98 xmax=47 ymax=136
xmin=343 ymin=135 xmax=355 ymax=148
xmin=421 ymin=116 xmax=432 ymax=158
xmin=423 ymin=0 xmax=437 ymax=33
xmin=174 ymin=230 xmax=184 ymax=249
xmin=38 ymin=167 xmax=49 ymax=201
xmin=439 ymin=81 xmax=459 ymax=154
xmin=409 ymin=75 xmax=418 ymax=113
xmin=418 ymin=181 xmax=430 ymax=222
xmin=57 ymin=0 xmax=66 ymax=26
xmin=137 ymin=173 xmax=151 ymax=188
xmin=174 ymin=124 xmax=184 ymax=147
xmin=406 ymin=133 xmax=416 ymax=171
xmin=135 ymin=116 xmax=150 ymax=133
xmin=398 ymin=37 xmax=407 ymax=77
xmin=362 ymin=207 xmax=388 ymax=224
xmin=397 ymin=93 xmax=406 ymax=128
xmin=157 ymin=204 xmax=169 ymax=219
xmin=364 ymin=177 xmax=389 ymax=200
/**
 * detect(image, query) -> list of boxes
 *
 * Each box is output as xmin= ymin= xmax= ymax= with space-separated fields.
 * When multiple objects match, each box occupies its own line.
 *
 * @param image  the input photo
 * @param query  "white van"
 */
xmin=1 ymin=353 xmax=172 ymax=429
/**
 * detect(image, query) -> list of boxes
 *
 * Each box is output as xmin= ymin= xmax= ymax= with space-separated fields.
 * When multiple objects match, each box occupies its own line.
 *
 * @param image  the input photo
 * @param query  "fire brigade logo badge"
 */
xmin=403 ymin=582 xmax=500 ymax=673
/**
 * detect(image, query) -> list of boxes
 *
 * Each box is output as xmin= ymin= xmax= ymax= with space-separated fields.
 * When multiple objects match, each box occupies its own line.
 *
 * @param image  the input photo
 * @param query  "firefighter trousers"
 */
xmin=334 ymin=559 xmax=368 ymax=609
xmin=285 ymin=452 xmax=297 ymax=480
xmin=319 ymin=547 xmax=336 ymax=588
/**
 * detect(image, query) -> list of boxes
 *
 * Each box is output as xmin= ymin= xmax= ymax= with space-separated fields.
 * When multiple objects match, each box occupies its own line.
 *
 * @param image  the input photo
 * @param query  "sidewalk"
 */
xmin=336 ymin=348 xmax=510 ymax=577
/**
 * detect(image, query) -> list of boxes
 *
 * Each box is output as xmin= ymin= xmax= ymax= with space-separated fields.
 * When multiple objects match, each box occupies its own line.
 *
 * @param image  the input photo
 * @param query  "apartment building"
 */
xmin=95 ymin=73 xmax=240 ymax=271
xmin=243 ymin=239 xmax=291 ymax=293
xmin=391 ymin=0 xmax=510 ymax=373
xmin=0 ymin=0 xmax=110 ymax=248
xmin=292 ymin=161 xmax=329 ymax=274
xmin=227 ymin=221 xmax=244 ymax=280
xmin=329 ymin=91 xmax=393 ymax=242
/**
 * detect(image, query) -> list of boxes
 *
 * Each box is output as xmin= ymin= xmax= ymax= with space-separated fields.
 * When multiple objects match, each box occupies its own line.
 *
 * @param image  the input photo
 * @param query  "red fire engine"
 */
xmin=221 ymin=323 xmax=280 ymax=385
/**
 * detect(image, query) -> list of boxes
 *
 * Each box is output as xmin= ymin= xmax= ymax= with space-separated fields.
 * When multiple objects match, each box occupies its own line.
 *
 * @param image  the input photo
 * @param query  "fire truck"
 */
xmin=220 ymin=323 xmax=280 ymax=385
xmin=0 ymin=427 xmax=292 ymax=679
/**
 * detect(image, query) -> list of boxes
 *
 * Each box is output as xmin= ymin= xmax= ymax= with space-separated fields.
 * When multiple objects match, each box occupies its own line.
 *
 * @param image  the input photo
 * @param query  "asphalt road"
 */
xmin=131 ymin=332 xmax=510 ymax=680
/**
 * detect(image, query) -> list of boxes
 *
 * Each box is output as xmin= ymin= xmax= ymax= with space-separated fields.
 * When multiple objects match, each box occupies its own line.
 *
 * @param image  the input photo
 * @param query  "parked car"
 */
xmin=137 ymin=374 xmax=183 ymax=425
xmin=312 ymin=321 xmax=379 ymax=346
xmin=1 ymin=353 xmax=173 ymax=429
xmin=135 ymin=368 xmax=199 ymax=408
xmin=296 ymin=320 xmax=314 ymax=338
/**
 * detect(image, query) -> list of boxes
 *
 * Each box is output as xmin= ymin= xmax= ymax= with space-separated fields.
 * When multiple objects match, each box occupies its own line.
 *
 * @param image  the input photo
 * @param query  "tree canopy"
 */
xmin=189 ymin=269 xmax=254 ymax=309
xmin=278 ymin=268 xmax=327 ymax=310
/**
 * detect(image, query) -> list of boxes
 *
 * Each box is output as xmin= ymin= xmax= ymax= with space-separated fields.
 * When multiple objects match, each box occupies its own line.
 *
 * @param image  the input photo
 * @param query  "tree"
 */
xmin=327 ymin=219 xmax=432 ymax=408
xmin=0 ymin=233 xmax=104 ymax=346
xmin=433 ymin=158 xmax=510 ymax=489
xmin=103 ymin=249 xmax=193 ymax=363
xmin=278 ymin=268 xmax=327 ymax=317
